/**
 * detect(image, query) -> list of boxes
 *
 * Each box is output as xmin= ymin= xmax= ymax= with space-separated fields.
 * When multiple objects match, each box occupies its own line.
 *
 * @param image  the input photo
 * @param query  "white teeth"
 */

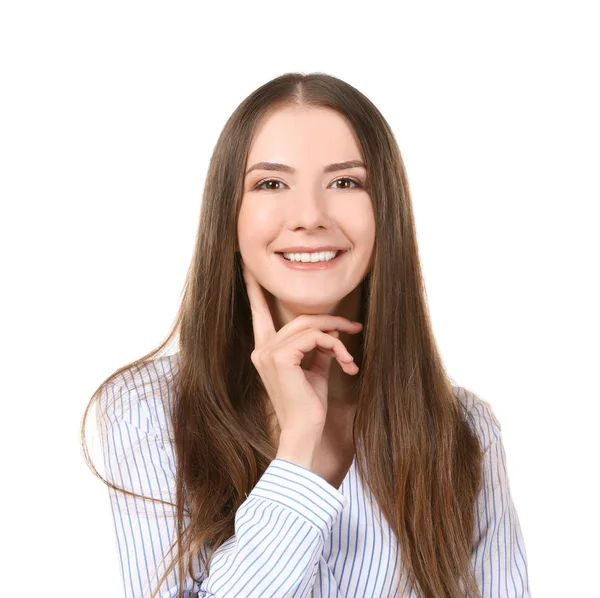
xmin=282 ymin=251 xmax=340 ymax=263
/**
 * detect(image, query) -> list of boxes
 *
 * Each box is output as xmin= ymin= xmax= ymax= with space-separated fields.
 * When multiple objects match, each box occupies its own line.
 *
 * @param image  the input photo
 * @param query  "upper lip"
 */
xmin=276 ymin=246 xmax=347 ymax=253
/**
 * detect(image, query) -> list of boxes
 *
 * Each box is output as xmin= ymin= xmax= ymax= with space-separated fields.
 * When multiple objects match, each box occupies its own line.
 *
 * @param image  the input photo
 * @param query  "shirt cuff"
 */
xmin=246 ymin=457 xmax=348 ymax=542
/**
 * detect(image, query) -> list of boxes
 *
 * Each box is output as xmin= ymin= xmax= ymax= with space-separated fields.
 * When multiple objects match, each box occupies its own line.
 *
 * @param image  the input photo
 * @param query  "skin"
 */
xmin=237 ymin=105 xmax=376 ymax=425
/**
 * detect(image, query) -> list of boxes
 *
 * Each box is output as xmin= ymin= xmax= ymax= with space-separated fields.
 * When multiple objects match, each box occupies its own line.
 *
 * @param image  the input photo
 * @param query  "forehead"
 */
xmin=246 ymin=106 xmax=363 ymax=165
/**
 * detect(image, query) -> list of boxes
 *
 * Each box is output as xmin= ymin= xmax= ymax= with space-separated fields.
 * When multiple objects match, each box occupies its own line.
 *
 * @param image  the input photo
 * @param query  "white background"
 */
xmin=1 ymin=1 xmax=598 ymax=596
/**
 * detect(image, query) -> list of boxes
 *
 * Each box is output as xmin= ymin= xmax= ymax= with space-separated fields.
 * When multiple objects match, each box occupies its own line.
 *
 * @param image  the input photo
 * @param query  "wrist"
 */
xmin=276 ymin=429 xmax=322 ymax=470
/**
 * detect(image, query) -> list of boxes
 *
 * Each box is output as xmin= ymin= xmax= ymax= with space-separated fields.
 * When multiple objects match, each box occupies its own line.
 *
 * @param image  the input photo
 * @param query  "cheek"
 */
xmin=345 ymin=203 xmax=376 ymax=246
xmin=239 ymin=197 xmax=274 ymax=226
xmin=253 ymin=208 xmax=282 ymax=233
xmin=237 ymin=201 xmax=281 ymax=251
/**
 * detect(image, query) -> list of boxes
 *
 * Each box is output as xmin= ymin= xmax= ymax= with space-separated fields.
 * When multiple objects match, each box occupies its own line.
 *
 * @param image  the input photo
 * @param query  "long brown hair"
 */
xmin=81 ymin=72 xmax=484 ymax=598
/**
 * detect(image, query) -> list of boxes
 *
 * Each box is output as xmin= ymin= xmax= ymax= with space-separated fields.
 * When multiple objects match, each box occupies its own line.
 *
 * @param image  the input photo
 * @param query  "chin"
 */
xmin=274 ymin=295 xmax=343 ymax=315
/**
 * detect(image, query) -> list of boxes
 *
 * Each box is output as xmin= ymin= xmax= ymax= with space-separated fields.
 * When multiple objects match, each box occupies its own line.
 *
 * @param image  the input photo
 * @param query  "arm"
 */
xmin=97 ymin=378 xmax=346 ymax=598
xmin=97 ymin=379 xmax=205 ymax=598
xmin=199 ymin=458 xmax=346 ymax=597
xmin=471 ymin=427 xmax=531 ymax=597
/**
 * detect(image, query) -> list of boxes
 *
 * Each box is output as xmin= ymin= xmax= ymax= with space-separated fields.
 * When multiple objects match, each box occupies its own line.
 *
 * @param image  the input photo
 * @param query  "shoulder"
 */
xmin=451 ymin=383 xmax=502 ymax=454
xmin=97 ymin=352 xmax=181 ymax=438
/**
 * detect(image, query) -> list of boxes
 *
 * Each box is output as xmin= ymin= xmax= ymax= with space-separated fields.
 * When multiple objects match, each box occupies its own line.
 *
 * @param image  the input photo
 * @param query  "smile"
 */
xmin=275 ymin=250 xmax=348 ymax=270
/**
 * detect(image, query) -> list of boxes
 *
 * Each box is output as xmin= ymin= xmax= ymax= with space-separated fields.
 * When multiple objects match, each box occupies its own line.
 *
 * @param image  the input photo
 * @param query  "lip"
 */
xmin=276 ymin=250 xmax=347 ymax=270
xmin=275 ymin=246 xmax=347 ymax=253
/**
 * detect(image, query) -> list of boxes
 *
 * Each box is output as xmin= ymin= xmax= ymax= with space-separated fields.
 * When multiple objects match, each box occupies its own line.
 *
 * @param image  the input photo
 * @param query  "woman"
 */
xmin=81 ymin=72 xmax=530 ymax=598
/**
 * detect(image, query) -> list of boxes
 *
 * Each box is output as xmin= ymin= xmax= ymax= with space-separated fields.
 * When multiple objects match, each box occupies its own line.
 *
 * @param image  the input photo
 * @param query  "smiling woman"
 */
xmin=235 ymin=105 xmax=375 ymax=438
xmin=81 ymin=72 xmax=530 ymax=598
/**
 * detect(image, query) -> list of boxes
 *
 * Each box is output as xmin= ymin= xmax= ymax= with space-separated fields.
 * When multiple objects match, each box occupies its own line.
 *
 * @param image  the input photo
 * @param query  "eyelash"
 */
xmin=253 ymin=177 xmax=364 ymax=192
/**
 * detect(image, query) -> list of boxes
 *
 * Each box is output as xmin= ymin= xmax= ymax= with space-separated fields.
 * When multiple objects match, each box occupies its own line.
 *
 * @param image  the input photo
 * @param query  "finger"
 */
xmin=277 ymin=315 xmax=362 ymax=342
xmin=307 ymin=330 xmax=339 ymax=370
xmin=306 ymin=330 xmax=338 ymax=368
xmin=241 ymin=260 xmax=275 ymax=347
xmin=313 ymin=348 xmax=359 ymax=375
xmin=284 ymin=329 xmax=357 ymax=369
xmin=312 ymin=337 xmax=359 ymax=375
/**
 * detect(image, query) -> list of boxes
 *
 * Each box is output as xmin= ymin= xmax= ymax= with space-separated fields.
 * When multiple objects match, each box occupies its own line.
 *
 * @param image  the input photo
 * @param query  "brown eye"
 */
xmin=333 ymin=177 xmax=362 ymax=190
xmin=254 ymin=177 xmax=363 ymax=192
xmin=254 ymin=179 xmax=287 ymax=191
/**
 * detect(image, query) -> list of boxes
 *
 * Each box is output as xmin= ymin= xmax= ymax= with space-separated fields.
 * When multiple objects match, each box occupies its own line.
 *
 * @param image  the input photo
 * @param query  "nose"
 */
xmin=285 ymin=190 xmax=332 ymax=231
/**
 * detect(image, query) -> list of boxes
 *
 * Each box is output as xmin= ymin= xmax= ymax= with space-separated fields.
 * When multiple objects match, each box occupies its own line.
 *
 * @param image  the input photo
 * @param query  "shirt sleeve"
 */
xmin=471 ymin=424 xmax=531 ymax=597
xmin=97 ymin=379 xmax=347 ymax=598
xmin=197 ymin=458 xmax=347 ymax=597
xmin=97 ymin=379 xmax=205 ymax=598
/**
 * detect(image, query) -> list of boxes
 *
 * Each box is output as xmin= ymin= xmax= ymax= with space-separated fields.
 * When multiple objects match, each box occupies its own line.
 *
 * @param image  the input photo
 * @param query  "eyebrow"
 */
xmin=244 ymin=159 xmax=366 ymax=177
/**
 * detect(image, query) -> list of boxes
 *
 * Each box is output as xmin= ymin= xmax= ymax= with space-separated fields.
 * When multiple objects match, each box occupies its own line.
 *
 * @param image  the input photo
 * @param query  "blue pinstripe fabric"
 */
xmin=96 ymin=353 xmax=530 ymax=597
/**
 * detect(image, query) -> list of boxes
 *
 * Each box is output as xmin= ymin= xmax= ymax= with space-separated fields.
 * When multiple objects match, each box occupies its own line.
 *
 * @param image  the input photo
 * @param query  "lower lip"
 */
xmin=276 ymin=251 xmax=347 ymax=270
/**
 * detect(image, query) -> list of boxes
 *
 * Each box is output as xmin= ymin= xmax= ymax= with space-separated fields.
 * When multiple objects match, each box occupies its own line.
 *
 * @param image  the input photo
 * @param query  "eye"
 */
xmin=332 ymin=177 xmax=363 ymax=190
xmin=253 ymin=177 xmax=364 ymax=192
xmin=254 ymin=179 xmax=287 ymax=191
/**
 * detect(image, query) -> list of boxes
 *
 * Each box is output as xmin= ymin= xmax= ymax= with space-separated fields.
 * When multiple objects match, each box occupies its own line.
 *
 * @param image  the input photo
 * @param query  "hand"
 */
xmin=241 ymin=260 xmax=363 ymax=436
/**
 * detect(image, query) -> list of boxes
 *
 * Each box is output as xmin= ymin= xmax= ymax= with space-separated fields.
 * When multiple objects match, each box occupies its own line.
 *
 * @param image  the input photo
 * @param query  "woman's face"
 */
xmin=237 ymin=106 xmax=375 ymax=320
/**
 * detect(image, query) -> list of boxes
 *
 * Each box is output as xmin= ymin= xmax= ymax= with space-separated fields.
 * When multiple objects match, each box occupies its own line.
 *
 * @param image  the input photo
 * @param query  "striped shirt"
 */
xmin=96 ymin=353 xmax=531 ymax=598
